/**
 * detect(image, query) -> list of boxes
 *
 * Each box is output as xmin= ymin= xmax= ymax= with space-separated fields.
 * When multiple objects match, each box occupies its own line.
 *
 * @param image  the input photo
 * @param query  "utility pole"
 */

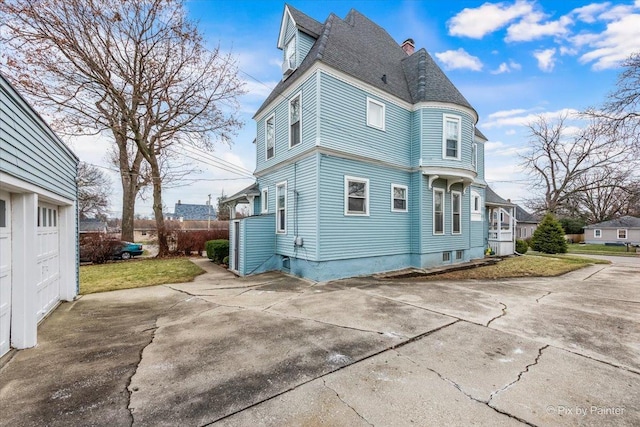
xmin=207 ymin=194 xmax=211 ymax=230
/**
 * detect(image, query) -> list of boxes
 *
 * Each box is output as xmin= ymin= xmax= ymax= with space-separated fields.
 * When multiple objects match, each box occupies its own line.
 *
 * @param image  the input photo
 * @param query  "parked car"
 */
xmin=79 ymin=237 xmax=143 ymax=263
xmin=114 ymin=241 xmax=144 ymax=260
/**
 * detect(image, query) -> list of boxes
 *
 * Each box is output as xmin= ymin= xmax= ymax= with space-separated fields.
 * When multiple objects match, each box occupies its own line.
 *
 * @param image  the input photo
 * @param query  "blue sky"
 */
xmin=70 ymin=0 xmax=640 ymax=216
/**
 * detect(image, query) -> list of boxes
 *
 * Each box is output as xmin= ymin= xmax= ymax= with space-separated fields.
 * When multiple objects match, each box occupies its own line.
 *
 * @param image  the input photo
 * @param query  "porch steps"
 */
xmin=375 ymin=257 xmax=505 ymax=280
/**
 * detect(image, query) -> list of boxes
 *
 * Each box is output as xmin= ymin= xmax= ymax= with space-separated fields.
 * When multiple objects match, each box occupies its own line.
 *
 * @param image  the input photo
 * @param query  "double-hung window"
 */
xmin=366 ymin=97 xmax=385 ymax=130
xmin=594 ymin=229 xmax=601 ymax=238
xmin=434 ymin=189 xmax=444 ymax=234
xmin=443 ymin=114 xmax=461 ymax=160
xmin=289 ymin=94 xmax=301 ymax=147
xmin=618 ymin=229 xmax=627 ymax=239
xmin=345 ymin=176 xmax=369 ymax=216
xmin=266 ymin=114 xmax=275 ymax=160
xmin=391 ymin=184 xmax=408 ymax=212
xmin=285 ymin=37 xmax=296 ymax=69
xmin=276 ymin=182 xmax=287 ymax=234
xmin=261 ymin=188 xmax=269 ymax=214
xmin=452 ymin=192 xmax=461 ymax=234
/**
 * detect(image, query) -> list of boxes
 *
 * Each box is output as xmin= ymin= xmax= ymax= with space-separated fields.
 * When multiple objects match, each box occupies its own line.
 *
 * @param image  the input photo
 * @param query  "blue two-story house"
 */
xmin=225 ymin=5 xmax=501 ymax=281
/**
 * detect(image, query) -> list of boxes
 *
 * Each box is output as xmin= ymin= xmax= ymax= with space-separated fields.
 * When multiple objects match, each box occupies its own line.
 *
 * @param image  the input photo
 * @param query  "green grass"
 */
xmin=567 ymin=243 xmax=639 ymax=257
xmin=425 ymin=254 xmax=608 ymax=280
xmin=80 ymin=258 xmax=205 ymax=294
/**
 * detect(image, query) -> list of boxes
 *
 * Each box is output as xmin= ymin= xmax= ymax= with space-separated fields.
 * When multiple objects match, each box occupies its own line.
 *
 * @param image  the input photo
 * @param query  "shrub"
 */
xmin=172 ymin=229 xmax=229 ymax=255
xmin=559 ymin=217 xmax=586 ymax=234
xmin=206 ymin=239 xmax=229 ymax=263
xmin=79 ymin=234 xmax=122 ymax=264
xmin=222 ymin=256 xmax=229 ymax=265
xmin=515 ymin=239 xmax=528 ymax=254
xmin=531 ymin=213 xmax=568 ymax=254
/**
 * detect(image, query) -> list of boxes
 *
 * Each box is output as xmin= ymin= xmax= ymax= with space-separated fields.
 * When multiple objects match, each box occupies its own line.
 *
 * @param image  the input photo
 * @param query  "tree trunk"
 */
xmin=149 ymin=158 xmax=169 ymax=257
xmin=121 ymin=180 xmax=135 ymax=242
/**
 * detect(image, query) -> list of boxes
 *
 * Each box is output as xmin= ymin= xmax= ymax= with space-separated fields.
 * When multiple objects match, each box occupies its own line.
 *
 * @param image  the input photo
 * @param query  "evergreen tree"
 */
xmin=531 ymin=213 xmax=568 ymax=254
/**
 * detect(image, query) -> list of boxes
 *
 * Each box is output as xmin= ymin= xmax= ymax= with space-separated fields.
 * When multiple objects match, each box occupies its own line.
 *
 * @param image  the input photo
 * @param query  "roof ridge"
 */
xmin=416 ymin=49 xmax=427 ymax=101
xmin=317 ymin=14 xmax=335 ymax=60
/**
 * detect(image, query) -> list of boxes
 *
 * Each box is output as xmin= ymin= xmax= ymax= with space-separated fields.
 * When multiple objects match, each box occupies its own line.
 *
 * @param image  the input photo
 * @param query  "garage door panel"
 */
xmin=36 ymin=203 xmax=60 ymax=322
xmin=0 ymin=191 xmax=11 ymax=356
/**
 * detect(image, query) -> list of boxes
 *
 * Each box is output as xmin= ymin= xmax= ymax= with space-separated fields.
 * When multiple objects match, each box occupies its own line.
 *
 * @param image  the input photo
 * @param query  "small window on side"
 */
xmin=391 ymin=184 xmax=408 ymax=212
xmin=366 ymin=98 xmax=385 ymax=131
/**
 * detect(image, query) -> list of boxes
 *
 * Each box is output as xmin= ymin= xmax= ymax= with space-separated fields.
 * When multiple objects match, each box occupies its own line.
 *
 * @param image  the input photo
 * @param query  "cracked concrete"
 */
xmin=1 ymin=255 xmax=638 ymax=426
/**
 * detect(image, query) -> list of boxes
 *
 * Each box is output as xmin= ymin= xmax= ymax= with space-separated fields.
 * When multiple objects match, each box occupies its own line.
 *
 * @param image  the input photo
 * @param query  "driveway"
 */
xmin=1 ymin=256 xmax=638 ymax=426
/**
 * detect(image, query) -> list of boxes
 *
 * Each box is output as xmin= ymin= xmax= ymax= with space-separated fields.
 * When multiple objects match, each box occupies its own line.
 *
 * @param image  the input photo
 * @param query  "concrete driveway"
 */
xmin=1 ymin=256 xmax=638 ymax=426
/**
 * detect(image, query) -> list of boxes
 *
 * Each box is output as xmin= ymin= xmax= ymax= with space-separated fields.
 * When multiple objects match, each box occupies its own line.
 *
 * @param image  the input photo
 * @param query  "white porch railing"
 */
xmin=488 ymin=230 xmax=513 ymax=241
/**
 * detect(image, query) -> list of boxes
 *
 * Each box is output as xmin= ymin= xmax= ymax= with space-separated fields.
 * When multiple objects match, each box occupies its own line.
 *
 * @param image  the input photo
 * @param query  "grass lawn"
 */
xmin=567 ymin=243 xmax=639 ymax=257
xmin=424 ymin=254 xmax=609 ymax=280
xmin=80 ymin=258 xmax=205 ymax=294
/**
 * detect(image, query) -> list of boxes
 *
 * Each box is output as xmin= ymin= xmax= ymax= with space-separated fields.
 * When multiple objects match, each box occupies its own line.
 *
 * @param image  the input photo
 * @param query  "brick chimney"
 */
xmin=401 ymin=38 xmax=415 ymax=55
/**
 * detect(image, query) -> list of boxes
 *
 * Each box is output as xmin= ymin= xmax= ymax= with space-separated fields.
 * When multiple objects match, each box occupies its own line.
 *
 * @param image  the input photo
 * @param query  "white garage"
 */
xmin=0 ymin=74 xmax=78 ymax=359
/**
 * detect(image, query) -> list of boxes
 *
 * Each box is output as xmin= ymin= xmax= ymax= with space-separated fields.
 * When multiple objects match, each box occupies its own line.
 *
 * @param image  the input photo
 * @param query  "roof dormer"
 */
xmin=277 ymin=4 xmax=322 ymax=78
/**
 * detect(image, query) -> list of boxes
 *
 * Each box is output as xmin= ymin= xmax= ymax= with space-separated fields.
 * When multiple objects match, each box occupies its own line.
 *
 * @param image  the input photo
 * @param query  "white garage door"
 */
xmin=0 ymin=191 xmax=11 ymax=357
xmin=36 ymin=202 xmax=60 ymax=321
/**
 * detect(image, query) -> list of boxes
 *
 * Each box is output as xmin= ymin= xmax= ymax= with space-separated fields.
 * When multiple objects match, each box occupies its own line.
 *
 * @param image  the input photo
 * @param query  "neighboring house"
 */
xmin=224 ymin=5 xmax=492 ymax=281
xmin=485 ymin=187 xmax=516 ymax=256
xmin=133 ymin=219 xmax=228 ymax=241
xmin=79 ymin=218 xmax=108 ymax=234
xmin=515 ymin=205 xmax=539 ymax=240
xmin=0 ymin=74 xmax=78 ymax=358
xmin=584 ymin=216 xmax=640 ymax=245
xmin=165 ymin=200 xmax=215 ymax=221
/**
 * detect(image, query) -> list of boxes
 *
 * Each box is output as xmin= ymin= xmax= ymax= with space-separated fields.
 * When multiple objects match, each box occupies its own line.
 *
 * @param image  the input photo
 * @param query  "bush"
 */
xmin=206 ymin=239 xmax=229 ymax=263
xmin=222 ymin=256 xmax=229 ymax=265
xmin=515 ymin=239 xmax=528 ymax=254
xmin=531 ymin=213 xmax=568 ymax=254
xmin=172 ymin=229 xmax=229 ymax=255
xmin=559 ymin=217 xmax=586 ymax=234
xmin=79 ymin=234 xmax=122 ymax=264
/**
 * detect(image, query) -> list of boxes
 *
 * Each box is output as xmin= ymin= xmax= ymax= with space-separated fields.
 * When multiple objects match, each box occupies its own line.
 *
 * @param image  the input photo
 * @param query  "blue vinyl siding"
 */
xmin=257 ymin=154 xmax=318 ymax=259
xmin=411 ymin=110 xmax=421 ymax=168
xmin=242 ymin=215 xmax=276 ymax=274
xmin=318 ymin=155 xmax=411 ymax=260
xmin=319 ymin=72 xmax=411 ymax=167
xmin=0 ymin=77 xmax=77 ymax=200
xmin=469 ymin=186 xmax=486 ymax=249
xmin=420 ymin=108 xmax=476 ymax=172
xmin=255 ymin=73 xmax=317 ymax=173
xmin=410 ymin=171 xmax=422 ymax=254
xmin=476 ymin=140 xmax=486 ymax=182
xmin=298 ymin=32 xmax=315 ymax=65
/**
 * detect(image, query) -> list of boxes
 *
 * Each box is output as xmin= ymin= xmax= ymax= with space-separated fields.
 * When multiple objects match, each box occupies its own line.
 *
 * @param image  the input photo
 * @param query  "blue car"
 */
xmin=114 ymin=241 xmax=143 ymax=260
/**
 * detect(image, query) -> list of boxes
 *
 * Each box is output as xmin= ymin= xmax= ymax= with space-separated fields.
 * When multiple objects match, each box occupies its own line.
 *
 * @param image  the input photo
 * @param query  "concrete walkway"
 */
xmin=1 ymin=256 xmax=638 ymax=426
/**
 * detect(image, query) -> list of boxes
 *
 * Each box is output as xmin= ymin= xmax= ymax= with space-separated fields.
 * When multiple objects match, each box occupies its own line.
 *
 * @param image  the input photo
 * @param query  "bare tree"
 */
xmin=1 ymin=0 xmax=244 ymax=255
xmin=77 ymin=162 xmax=112 ymax=220
xmin=520 ymin=113 xmax=631 ymax=214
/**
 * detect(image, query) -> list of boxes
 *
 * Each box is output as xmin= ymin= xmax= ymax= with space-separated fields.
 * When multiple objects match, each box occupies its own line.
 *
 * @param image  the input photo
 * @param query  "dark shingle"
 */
xmin=255 ymin=7 xmax=478 ymax=119
xmin=585 ymin=216 xmax=640 ymax=229
xmin=286 ymin=4 xmax=323 ymax=38
xmin=485 ymin=186 xmax=514 ymax=206
xmin=515 ymin=205 xmax=539 ymax=223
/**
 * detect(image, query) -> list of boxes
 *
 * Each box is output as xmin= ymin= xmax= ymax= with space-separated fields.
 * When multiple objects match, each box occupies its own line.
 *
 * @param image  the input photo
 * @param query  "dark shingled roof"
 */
xmin=222 ymin=182 xmax=260 ymax=204
xmin=286 ymin=4 xmax=323 ymax=38
xmin=584 ymin=215 xmax=640 ymax=229
xmin=255 ymin=7 xmax=476 ymax=118
xmin=172 ymin=203 xmax=215 ymax=221
xmin=485 ymin=186 xmax=514 ymax=206
xmin=516 ymin=205 xmax=539 ymax=223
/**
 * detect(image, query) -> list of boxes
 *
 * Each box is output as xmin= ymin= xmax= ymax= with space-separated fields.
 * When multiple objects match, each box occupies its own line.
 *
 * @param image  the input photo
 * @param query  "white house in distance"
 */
xmin=0 ymin=74 xmax=79 ymax=358
xmin=584 ymin=216 xmax=640 ymax=245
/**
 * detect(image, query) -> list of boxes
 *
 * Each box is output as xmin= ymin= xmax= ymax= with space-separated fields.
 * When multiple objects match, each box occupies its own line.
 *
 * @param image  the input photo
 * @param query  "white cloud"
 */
xmin=491 ymin=59 xmax=522 ymax=74
xmin=484 ymin=108 xmax=580 ymax=128
xmin=506 ymin=129 xmax=517 ymax=135
xmin=578 ymin=14 xmax=640 ymax=70
xmin=571 ymin=3 xmax=611 ymax=23
xmin=533 ymin=48 xmax=557 ymax=72
xmin=559 ymin=46 xmax=578 ymax=56
xmin=600 ymin=4 xmax=637 ymax=21
xmin=448 ymin=0 xmax=534 ymax=39
xmin=488 ymin=109 xmax=528 ymax=119
xmin=435 ymin=48 xmax=483 ymax=71
xmin=506 ymin=12 xmax=573 ymax=42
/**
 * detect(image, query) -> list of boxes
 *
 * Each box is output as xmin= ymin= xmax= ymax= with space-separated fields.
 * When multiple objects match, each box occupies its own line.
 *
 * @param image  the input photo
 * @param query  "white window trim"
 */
xmin=288 ymin=92 xmax=302 ymax=149
xmin=391 ymin=184 xmax=408 ymax=213
xmin=442 ymin=114 xmax=461 ymax=161
xmin=344 ymin=176 xmax=370 ymax=216
xmin=617 ymin=229 xmax=627 ymax=239
xmin=265 ymin=113 xmax=275 ymax=160
xmin=472 ymin=142 xmax=478 ymax=170
xmin=451 ymin=191 xmax=462 ymax=234
xmin=366 ymin=97 xmax=386 ymax=131
xmin=276 ymin=181 xmax=287 ymax=234
xmin=261 ymin=188 xmax=269 ymax=214
xmin=433 ymin=188 xmax=445 ymax=235
xmin=594 ymin=229 xmax=601 ymax=238
xmin=470 ymin=190 xmax=482 ymax=222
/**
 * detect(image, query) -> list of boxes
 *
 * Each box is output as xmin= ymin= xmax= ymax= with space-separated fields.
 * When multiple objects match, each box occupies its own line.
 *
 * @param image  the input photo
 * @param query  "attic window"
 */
xmin=367 ymin=98 xmax=385 ymax=131
xmin=284 ymin=37 xmax=296 ymax=72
